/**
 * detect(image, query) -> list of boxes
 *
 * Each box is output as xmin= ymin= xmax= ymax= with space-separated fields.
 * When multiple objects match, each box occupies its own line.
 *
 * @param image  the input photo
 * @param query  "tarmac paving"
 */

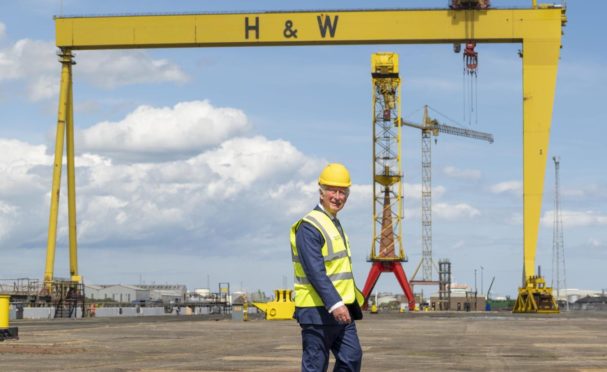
xmin=1 ymin=311 xmax=607 ymax=371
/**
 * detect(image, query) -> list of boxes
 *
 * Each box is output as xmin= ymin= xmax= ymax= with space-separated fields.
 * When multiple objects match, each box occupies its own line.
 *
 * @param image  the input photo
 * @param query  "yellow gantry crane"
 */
xmin=405 ymin=106 xmax=493 ymax=289
xmin=49 ymin=2 xmax=565 ymax=312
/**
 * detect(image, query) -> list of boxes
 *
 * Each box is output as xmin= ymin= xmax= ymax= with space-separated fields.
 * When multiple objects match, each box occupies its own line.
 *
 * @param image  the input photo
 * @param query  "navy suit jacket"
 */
xmin=293 ymin=206 xmax=362 ymax=325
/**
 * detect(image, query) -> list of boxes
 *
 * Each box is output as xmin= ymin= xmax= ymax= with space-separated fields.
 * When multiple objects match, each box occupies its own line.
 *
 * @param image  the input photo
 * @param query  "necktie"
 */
xmin=334 ymin=218 xmax=345 ymax=242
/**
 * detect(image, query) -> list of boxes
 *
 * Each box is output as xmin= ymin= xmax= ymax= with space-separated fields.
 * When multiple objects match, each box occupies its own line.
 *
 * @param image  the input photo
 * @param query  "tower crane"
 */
xmin=404 ymin=106 xmax=493 ymax=289
xmin=361 ymin=53 xmax=416 ymax=311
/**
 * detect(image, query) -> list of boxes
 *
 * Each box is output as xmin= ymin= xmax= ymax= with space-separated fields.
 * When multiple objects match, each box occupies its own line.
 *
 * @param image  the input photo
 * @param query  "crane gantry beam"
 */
xmin=49 ymin=6 xmax=565 ymax=311
xmin=55 ymin=9 xmax=562 ymax=49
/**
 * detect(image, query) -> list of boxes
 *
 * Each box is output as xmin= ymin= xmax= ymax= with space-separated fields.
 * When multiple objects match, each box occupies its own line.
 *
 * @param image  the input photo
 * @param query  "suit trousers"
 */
xmin=300 ymin=322 xmax=362 ymax=372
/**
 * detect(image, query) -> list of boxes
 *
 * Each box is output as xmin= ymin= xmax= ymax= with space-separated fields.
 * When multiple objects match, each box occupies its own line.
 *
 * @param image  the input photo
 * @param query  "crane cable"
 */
xmin=462 ymin=42 xmax=479 ymax=128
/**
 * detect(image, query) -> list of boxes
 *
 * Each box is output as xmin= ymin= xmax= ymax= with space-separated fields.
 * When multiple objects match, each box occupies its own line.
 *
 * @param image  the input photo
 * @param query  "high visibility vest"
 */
xmin=290 ymin=210 xmax=365 ymax=308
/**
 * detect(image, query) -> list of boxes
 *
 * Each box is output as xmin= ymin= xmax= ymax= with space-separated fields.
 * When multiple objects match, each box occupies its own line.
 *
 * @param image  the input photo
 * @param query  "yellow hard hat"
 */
xmin=318 ymin=163 xmax=351 ymax=187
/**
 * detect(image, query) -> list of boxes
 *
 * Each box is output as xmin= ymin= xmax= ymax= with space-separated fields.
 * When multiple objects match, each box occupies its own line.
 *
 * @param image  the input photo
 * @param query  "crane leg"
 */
xmin=44 ymin=49 xmax=74 ymax=291
xmin=515 ymin=38 xmax=561 ymax=313
xmin=361 ymin=262 xmax=416 ymax=311
xmin=361 ymin=263 xmax=382 ymax=310
xmin=392 ymin=262 xmax=416 ymax=311
xmin=66 ymin=69 xmax=80 ymax=284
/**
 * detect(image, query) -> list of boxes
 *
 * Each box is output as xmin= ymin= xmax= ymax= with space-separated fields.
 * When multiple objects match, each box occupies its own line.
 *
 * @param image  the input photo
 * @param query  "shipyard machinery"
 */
xmin=405 ymin=106 xmax=493 ymax=289
xmin=361 ymin=53 xmax=415 ymax=311
xmin=252 ymin=289 xmax=295 ymax=320
xmin=49 ymin=1 xmax=565 ymax=312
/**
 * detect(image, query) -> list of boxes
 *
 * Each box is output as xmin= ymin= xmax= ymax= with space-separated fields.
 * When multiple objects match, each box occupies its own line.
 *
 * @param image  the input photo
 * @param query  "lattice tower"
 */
xmin=370 ymin=53 xmax=404 ymax=261
xmin=552 ymin=156 xmax=568 ymax=311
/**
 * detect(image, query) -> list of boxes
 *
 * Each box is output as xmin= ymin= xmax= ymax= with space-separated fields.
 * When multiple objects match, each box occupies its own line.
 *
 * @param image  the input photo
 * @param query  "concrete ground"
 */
xmin=1 ymin=312 xmax=607 ymax=371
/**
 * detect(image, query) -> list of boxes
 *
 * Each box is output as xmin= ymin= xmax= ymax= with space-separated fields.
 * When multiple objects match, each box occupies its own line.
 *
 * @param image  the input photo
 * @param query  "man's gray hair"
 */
xmin=319 ymin=184 xmax=350 ymax=197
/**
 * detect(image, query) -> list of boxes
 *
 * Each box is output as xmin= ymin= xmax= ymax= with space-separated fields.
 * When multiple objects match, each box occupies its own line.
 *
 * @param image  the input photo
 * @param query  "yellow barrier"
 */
xmin=0 ymin=295 xmax=9 ymax=329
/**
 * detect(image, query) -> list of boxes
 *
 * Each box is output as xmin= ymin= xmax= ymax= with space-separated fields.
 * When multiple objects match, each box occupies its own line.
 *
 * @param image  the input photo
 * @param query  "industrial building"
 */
xmin=571 ymin=295 xmax=607 ymax=311
xmin=85 ymin=284 xmax=150 ymax=303
xmin=83 ymin=284 xmax=186 ymax=304
xmin=136 ymin=284 xmax=187 ymax=304
xmin=429 ymin=293 xmax=486 ymax=312
xmin=428 ymin=283 xmax=486 ymax=311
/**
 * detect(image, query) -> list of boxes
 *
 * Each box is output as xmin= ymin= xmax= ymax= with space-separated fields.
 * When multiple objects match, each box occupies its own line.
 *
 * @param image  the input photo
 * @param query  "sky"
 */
xmin=0 ymin=0 xmax=605 ymax=299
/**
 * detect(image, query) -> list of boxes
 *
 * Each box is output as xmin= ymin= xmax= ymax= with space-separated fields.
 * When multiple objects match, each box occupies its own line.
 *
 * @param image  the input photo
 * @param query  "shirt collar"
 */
xmin=317 ymin=203 xmax=336 ymax=220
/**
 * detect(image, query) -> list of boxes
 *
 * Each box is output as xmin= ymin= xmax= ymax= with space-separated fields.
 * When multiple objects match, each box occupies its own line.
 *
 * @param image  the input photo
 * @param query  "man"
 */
xmin=290 ymin=163 xmax=365 ymax=372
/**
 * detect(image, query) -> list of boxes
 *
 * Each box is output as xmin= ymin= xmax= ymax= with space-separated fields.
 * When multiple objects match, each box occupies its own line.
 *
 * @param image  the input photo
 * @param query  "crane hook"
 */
xmin=464 ymin=41 xmax=478 ymax=75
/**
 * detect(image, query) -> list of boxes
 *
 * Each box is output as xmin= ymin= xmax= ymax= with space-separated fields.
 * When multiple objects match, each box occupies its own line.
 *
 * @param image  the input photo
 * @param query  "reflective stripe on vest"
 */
xmin=294 ymin=272 xmax=354 ymax=285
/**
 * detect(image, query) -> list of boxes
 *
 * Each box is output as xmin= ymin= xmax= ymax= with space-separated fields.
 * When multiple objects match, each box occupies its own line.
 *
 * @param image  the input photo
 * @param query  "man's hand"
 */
xmin=332 ymin=305 xmax=351 ymax=324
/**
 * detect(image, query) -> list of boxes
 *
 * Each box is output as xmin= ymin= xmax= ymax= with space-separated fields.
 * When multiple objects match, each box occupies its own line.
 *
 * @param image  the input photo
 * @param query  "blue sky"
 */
xmin=0 ymin=0 xmax=605 ymax=298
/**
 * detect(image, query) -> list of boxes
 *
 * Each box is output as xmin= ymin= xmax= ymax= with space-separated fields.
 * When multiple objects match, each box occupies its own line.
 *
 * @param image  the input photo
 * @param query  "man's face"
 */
xmin=320 ymin=186 xmax=350 ymax=216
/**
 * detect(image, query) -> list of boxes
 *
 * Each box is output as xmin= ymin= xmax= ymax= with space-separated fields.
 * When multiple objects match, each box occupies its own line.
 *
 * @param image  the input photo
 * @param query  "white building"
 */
xmin=84 ymin=284 xmax=103 ymax=300
xmin=98 ymin=284 xmax=150 ymax=303
xmin=555 ymin=288 xmax=604 ymax=304
xmin=137 ymin=284 xmax=187 ymax=303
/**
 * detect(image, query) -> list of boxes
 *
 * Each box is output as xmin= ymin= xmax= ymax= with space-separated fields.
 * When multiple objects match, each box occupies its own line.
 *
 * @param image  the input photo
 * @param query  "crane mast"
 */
xmin=361 ymin=53 xmax=415 ymax=311
xmin=404 ymin=106 xmax=493 ymax=287
xmin=552 ymin=156 xmax=568 ymax=311
xmin=371 ymin=54 xmax=404 ymax=261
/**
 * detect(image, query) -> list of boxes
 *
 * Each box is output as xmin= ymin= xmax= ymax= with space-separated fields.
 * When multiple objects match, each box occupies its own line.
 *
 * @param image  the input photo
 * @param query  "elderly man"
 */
xmin=290 ymin=163 xmax=365 ymax=372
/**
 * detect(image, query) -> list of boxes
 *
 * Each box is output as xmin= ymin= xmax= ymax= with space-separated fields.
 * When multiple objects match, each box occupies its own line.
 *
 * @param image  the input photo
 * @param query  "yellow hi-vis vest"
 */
xmin=290 ymin=210 xmax=365 ymax=308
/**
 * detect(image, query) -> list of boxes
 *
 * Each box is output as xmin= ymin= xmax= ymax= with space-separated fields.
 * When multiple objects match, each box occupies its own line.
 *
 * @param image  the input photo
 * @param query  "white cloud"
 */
xmin=0 ymin=201 xmax=18 ymax=240
xmin=561 ymin=183 xmax=607 ymax=199
xmin=443 ymin=165 xmax=481 ymax=180
xmin=0 ymin=139 xmax=54 ymax=245
xmin=434 ymin=203 xmax=480 ymax=219
xmin=191 ymin=135 xmax=319 ymax=196
xmin=27 ymin=74 xmax=59 ymax=101
xmin=0 ymin=139 xmax=52 ymax=195
xmin=588 ymin=238 xmax=602 ymax=249
xmin=78 ymin=100 xmax=250 ymax=159
xmin=404 ymin=201 xmax=480 ymax=220
xmin=404 ymin=183 xmax=446 ymax=200
xmin=490 ymin=180 xmax=522 ymax=196
xmin=0 ymin=39 xmax=56 ymax=83
xmin=541 ymin=210 xmax=607 ymax=228
xmin=268 ymin=181 xmax=319 ymax=216
xmin=0 ymin=34 xmax=188 ymax=101
xmin=0 ymin=134 xmax=322 ymax=252
xmin=77 ymin=50 xmax=188 ymax=88
xmin=0 ymin=98 xmax=332 ymax=253
xmin=71 ymin=134 xmax=322 ymax=245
